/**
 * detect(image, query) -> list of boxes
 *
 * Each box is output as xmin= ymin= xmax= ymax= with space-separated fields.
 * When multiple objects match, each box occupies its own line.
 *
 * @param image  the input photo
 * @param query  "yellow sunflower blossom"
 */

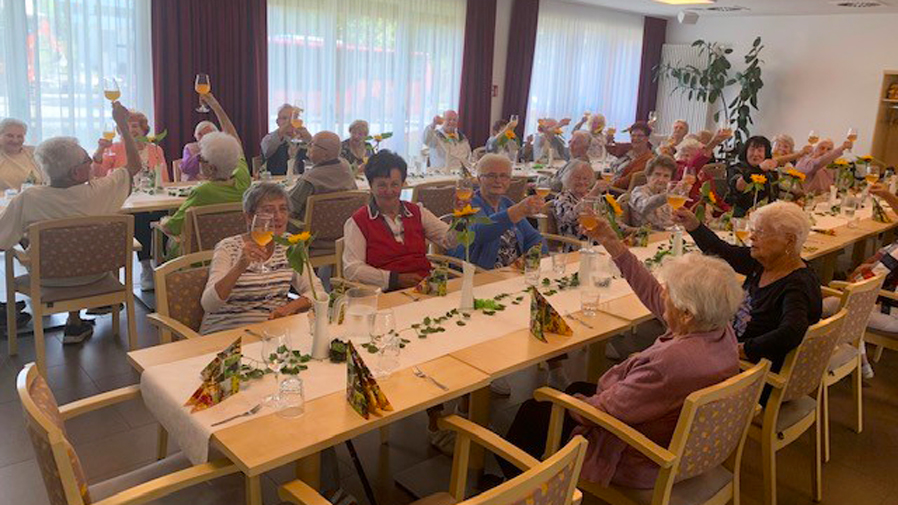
xmin=504 ymin=129 xmax=516 ymax=140
xmin=708 ymin=191 xmax=717 ymax=205
xmin=834 ymin=158 xmax=849 ymax=166
xmin=447 ymin=132 xmax=458 ymax=140
xmin=453 ymin=204 xmax=480 ymax=218
xmin=287 ymin=231 xmax=312 ymax=244
xmin=604 ymin=193 xmax=623 ymax=216
xmin=785 ymin=169 xmax=806 ymax=181
xmin=750 ymin=174 xmax=767 ymax=185
xmin=554 ymin=128 xmax=564 ymax=135
xmin=859 ymin=155 xmax=874 ymax=163
xmin=374 ymin=134 xmax=383 ymax=142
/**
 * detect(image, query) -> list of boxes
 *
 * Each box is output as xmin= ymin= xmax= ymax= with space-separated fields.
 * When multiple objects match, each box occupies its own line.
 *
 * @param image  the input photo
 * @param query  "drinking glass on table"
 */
xmin=195 ymin=74 xmax=211 ymax=113
xmin=278 ymin=376 xmax=305 ymax=418
xmin=371 ymin=309 xmax=399 ymax=378
xmin=551 ymin=252 xmax=566 ymax=276
xmin=842 ymin=194 xmax=859 ymax=227
xmin=580 ymin=271 xmax=603 ymax=317
xmin=261 ymin=329 xmax=289 ymax=409
xmin=103 ymin=78 xmax=121 ymax=103
xmin=524 ymin=252 xmax=541 ymax=287
xmin=250 ymin=214 xmax=274 ymax=273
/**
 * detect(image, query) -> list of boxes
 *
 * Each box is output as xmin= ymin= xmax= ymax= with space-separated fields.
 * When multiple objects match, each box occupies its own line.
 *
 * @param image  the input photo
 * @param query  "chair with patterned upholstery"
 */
xmin=746 ymin=308 xmax=847 ymax=505
xmin=147 ymin=250 xmax=214 ymax=343
xmin=279 ymin=415 xmax=587 ymax=505
xmin=411 ymin=181 xmax=456 ymax=219
xmin=4 ymin=215 xmax=137 ymax=375
xmin=185 ymin=202 xmax=247 ymax=254
xmin=819 ymin=274 xmax=884 ymax=462
xmin=864 ymin=289 xmax=898 ymax=363
xmin=535 ymin=360 xmax=770 ymax=505
xmin=298 ymin=191 xmax=370 ymax=268
xmin=171 ymin=158 xmax=183 ymax=182
xmin=507 ymin=176 xmax=529 ymax=203
xmin=17 ymin=363 xmax=240 ymax=505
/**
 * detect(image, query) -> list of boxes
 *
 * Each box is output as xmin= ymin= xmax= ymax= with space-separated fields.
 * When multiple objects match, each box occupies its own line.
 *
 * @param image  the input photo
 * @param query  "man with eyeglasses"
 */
xmin=0 ymin=101 xmax=142 ymax=344
xmin=287 ymin=131 xmax=358 ymax=234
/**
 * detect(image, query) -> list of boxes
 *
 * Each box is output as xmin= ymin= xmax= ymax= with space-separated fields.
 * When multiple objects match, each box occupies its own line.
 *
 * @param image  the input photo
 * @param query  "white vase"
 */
xmin=309 ymin=293 xmax=330 ymax=361
xmin=460 ymin=261 xmax=475 ymax=311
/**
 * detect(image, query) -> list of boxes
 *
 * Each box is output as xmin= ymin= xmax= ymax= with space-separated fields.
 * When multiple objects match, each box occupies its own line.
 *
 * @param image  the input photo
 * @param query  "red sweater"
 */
xmin=351 ymin=202 xmax=432 ymax=281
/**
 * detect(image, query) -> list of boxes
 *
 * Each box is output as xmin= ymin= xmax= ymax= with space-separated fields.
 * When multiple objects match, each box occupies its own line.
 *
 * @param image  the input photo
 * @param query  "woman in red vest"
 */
xmin=342 ymin=150 xmax=457 ymax=291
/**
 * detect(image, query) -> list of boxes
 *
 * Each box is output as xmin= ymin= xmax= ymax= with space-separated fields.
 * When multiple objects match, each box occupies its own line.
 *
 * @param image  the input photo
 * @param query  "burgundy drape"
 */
xmin=501 ymin=0 xmax=540 ymax=139
xmin=151 ymin=0 xmax=268 ymax=171
xmin=635 ymin=16 xmax=667 ymax=123
xmin=458 ymin=0 xmax=497 ymax=147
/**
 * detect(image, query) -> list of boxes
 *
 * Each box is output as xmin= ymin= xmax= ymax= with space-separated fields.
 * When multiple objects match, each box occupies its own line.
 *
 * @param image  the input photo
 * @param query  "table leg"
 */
xmin=468 ymin=387 xmax=491 ymax=471
xmin=295 ymin=452 xmax=321 ymax=488
xmin=852 ymin=239 xmax=868 ymax=267
xmin=587 ymin=341 xmax=608 ymax=383
xmin=246 ymin=475 xmax=262 ymax=505
xmin=818 ymin=252 xmax=838 ymax=285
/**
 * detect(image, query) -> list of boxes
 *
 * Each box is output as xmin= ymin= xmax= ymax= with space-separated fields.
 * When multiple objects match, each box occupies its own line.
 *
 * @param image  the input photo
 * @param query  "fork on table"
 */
xmin=210 ymin=403 xmax=262 ymax=427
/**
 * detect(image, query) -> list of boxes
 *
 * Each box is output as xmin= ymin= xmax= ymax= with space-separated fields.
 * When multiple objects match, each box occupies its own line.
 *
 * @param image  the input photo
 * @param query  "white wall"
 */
xmin=666 ymin=13 xmax=898 ymax=154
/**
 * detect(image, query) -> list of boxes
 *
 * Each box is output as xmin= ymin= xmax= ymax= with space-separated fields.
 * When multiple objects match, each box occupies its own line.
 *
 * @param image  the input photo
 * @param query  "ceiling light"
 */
xmin=654 ymin=0 xmax=715 ymax=5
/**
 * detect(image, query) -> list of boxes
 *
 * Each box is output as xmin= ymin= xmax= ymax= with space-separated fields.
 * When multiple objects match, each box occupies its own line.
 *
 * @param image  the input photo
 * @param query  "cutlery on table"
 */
xmin=412 ymin=366 xmax=449 ymax=391
xmin=400 ymin=291 xmax=420 ymax=302
xmin=210 ymin=404 xmax=262 ymax=427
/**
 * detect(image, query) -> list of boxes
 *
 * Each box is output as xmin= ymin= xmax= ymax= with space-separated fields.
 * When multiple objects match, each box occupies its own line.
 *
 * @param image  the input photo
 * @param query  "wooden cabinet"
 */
xmin=871 ymin=71 xmax=898 ymax=167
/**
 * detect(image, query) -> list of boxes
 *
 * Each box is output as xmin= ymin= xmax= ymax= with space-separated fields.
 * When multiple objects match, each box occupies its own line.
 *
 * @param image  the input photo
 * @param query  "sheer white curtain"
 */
xmin=267 ymin=0 xmax=465 ymax=159
xmin=526 ymin=1 xmax=643 ymax=140
xmin=0 ymin=0 xmax=154 ymax=147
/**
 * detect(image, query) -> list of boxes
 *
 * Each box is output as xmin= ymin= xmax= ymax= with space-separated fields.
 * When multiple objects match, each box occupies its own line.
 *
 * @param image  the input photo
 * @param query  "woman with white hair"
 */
xmin=772 ymin=133 xmax=812 ymax=167
xmin=0 ymin=118 xmax=43 ymax=191
xmin=502 ymin=214 xmax=742 ymax=487
xmin=674 ymin=201 xmax=822 ymax=372
xmin=552 ymin=161 xmax=607 ymax=249
xmin=794 ymin=137 xmax=853 ymax=195
xmin=92 ymin=109 xmax=167 ymax=182
xmin=180 ymin=120 xmax=219 ymax=181
xmin=341 ymin=119 xmax=375 ymax=169
xmin=572 ymin=112 xmax=608 ymax=161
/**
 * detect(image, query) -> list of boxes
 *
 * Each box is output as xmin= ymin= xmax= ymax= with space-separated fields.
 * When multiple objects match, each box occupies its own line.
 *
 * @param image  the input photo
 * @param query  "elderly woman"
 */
xmin=533 ymin=117 xmax=571 ymax=164
xmin=503 ymin=214 xmax=742 ymax=487
xmin=485 ymin=118 xmax=520 ymax=159
xmin=772 ymin=134 xmax=812 ymax=168
xmin=0 ymin=118 xmax=43 ymax=191
xmin=341 ymin=119 xmax=375 ymax=169
xmin=180 ymin=120 xmax=219 ymax=181
xmin=794 ymin=137 xmax=853 ymax=195
xmin=629 ymin=156 xmax=677 ymax=230
xmin=674 ymin=201 xmax=821 ymax=372
xmin=200 ymin=183 xmax=324 ymax=334
xmin=452 ymin=154 xmax=545 ymax=270
xmin=93 ymin=109 xmax=167 ymax=181
xmin=261 ymin=104 xmax=313 ymax=176
xmin=726 ymin=136 xmax=779 ymax=217
xmin=343 ymin=150 xmax=456 ymax=291
xmin=606 ymin=122 xmax=654 ymax=190
xmin=552 ymin=161 xmax=607 ymax=249
xmin=573 ymin=113 xmax=608 ymax=161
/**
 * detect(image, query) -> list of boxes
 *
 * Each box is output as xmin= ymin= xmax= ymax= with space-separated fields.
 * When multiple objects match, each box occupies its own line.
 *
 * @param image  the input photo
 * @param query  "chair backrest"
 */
xmin=18 ymin=364 xmax=90 ymax=505
xmin=412 ymin=183 xmax=456 ymax=219
xmin=186 ymin=202 xmax=247 ymax=253
xmin=302 ymin=191 xmax=369 ymax=249
xmin=701 ymin=163 xmax=726 ymax=179
xmin=28 ymin=215 xmax=134 ymax=281
xmin=780 ymin=309 xmax=848 ymax=402
xmin=627 ymin=171 xmax=647 ymax=192
xmin=666 ymin=361 xmax=770 ymax=485
xmin=541 ymin=202 xmax=558 ymax=235
xmin=335 ymin=238 xmax=345 ymax=279
xmin=472 ymin=147 xmax=487 ymax=162
xmin=155 ymin=250 xmax=214 ymax=333
xmin=172 ymin=158 xmax=183 ymax=182
xmin=252 ymin=155 xmax=264 ymax=176
xmin=507 ymin=177 xmax=528 ymax=203
xmin=461 ymin=436 xmax=587 ymax=505
xmin=832 ymin=275 xmax=884 ymax=347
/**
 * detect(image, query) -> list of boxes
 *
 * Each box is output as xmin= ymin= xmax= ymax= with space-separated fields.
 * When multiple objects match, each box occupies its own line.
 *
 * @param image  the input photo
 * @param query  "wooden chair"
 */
xmin=17 ymin=363 xmax=240 ymax=505
xmin=411 ymin=182 xmax=456 ymax=219
xmin=172 ymin=158 xmax=183 ymax=182
xmin=864 ymin=289 xmax=898 ymax=363
xmin=627 ymin=171 xmax=647 ymax=192
xmin=297 ymin=191 xmax=370 ymax=268
xmin=5 ymin=215 xmax=137 ymax=375
xmin=536 ymin=360 xmax=770 ymax=505
xmin=819 ymin=275 xmax=884 ymax=462
xmin=471 ymin=146 xmax=487 ymax=162
xmin=747 ymin=308 xmax=847 ymax=505
xmin=152 ymin=202 xmax=245 ymax=265
xmin=147 ymin=250 xmax=213 ymax=343
xmin=507 ymin=176 xmax=529 ymax=203
xmin=279 ymin=415 xmax=588 ymax=505
xmin=251 ymin=155 xmax=264 ymax=177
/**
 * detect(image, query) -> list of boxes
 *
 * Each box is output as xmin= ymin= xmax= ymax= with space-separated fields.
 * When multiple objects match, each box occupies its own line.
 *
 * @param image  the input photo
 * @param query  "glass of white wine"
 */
xmin=102 ymin=121 xmax=116 ymax=142
xmin=103 ymin=78 xmax=121 ymax=103
xmin=533 ymin=180 xmax=552 ymax=218
xmin=666 ymin=181 xmax=688 ymax=231
xmin=846 ymin=127 xmax=858 ymax=151
xmin=195 ymin=74 xmax=211 ymax=113
xmin=733 ymin=218 xmax=750 ymax=246
xmin=455 ymin=177 xmax=474 ymax=210
xmin=807 ymin=130 xmax=819 ymax=145
xmin=250 ymin=214 xmax=274 ymax=273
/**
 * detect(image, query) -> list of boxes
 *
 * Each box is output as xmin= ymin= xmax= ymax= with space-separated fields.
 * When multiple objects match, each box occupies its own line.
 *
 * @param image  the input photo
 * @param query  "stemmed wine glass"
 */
xmin=103 ymin=78 xmax=121 ymax=103
xmin=250 ymin=214 xmax=274 ymax=273
xmin=261 ymin=329 xmax=289 ymax=409
xmin=846 ymin=127 xmax=858 ymax=151
xmin=733 ymin=218 xmax=751 ymax=246
xmin=455 ymin=177 xmax=474 ymax=210
xmin=534 ymin=180 xmax=552 ymax=218
xmin=807 ymin=130 xmax=819 ymax=145
xmin=195 ymin=74 xmax=211 ymax=113
xmin=666 ymin=181 xmax=688 ymax=231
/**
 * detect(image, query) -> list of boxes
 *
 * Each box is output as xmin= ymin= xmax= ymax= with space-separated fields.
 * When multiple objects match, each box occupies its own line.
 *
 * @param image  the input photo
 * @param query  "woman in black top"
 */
xmin=673 ymin=201 xmax=822 ymax=371
xmin=726 ymin=135 xmax=779 ymax=217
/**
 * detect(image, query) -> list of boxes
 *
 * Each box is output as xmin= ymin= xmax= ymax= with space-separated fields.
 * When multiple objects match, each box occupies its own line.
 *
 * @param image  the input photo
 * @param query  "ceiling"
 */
xmin=566 ymin=0 xmax=898 ymax=18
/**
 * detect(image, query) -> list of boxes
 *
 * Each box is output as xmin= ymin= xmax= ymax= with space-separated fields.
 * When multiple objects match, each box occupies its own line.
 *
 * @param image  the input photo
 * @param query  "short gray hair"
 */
xmin=675 ymin=138 xmax=704 ymax=160
xmin=0 ymin=118 xmax=27 ymax=134
xmin=657 ymin=252 xmax=744 ymax=332
xmin=200 ymin=132 xmax=242 ymax=181
xmin=194 ymin=120 xmax=218 ymax=139
xmin=561 ymin=160 xmax=594 ymax=189
xmin=646 ymin=155 xmax=677 ymax=176
xmin=349 ymin=120 xmax=369 ymax=133
xmin=243 ymin=182 xmax=290 ymax=216
xmin=773 ymin=133 xmax=795 ymax=149
xmin=34 ymin=137 xmax=85 ymax=182
xmin=277 ymin=103 xmax=294 ymax=116
xmin=476 ymin=153 xmax=512 ymax=174
xmin=750 ymin=201 xmax=810 ymax=255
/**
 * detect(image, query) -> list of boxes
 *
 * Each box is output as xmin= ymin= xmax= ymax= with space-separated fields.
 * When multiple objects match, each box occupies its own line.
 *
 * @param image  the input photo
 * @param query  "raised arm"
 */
xmin=673 ymin=207 xmax=758 ymax=276
xmin=201 ymin=93 xmax=242 ymax=150
xmin=112 ymin=101 xmax=142 ymax=177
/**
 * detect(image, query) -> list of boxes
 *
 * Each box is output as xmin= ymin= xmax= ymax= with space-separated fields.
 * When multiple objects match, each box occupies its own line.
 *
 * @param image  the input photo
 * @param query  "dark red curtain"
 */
xmin=635 ymin=16 xmax=667 ymax=122
xmin=151 ymin=0 xmax=268 ymax=170
xmin=501 ymin=0 xmax=540 ymax=138
xmin=458 ymin=0 xmax=497 ymax=147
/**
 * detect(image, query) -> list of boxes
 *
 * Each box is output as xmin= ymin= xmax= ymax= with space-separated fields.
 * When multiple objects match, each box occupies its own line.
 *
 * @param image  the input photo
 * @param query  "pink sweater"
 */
xmin=93 ymin=142 xmax=168 ymax=181
xmin=572 ymin=249 xmax=739 ymax=488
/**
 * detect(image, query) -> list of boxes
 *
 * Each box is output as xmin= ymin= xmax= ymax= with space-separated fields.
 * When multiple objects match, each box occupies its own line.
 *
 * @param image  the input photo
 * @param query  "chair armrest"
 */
xmin=828 ymin=280 xmax=850 ymax=290
xmin=91 ymin=459 xmax=239 ymax=505
xmin=58 ymin=385 xmax=141 ymax=420
xmin=543 ymin=233 xmax=582 ymax=250
xmin=820 ymin=286 xmax=843 ymax=298
xmin=437 ymin=415 xmax=540 ymax=473
xmin=10 ymin=245 xmax=30 ymax=267
xmin=533 ymin=387 xmax=676 ymax=468
xmin=427 ymin=254 xmax=486 ymax=273
xmin=146 ymin=313 xmax=201 ymax=341
xmin=877 ymin=289 xmax=898 ymax=302
xmin=279 ymin=479 xmax=334 ymax=505
xmin=329 ymin=277 xmax=369 ymax=291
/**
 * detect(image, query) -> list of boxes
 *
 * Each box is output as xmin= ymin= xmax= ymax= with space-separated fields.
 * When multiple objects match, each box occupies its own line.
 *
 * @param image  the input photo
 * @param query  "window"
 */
xmin=267 ymin=0 xmax=465 ymax=160
xmin=0 ymin=0 xmax=154 ymax=147
xmin=526 ymin=2 xmax=643 ymax=140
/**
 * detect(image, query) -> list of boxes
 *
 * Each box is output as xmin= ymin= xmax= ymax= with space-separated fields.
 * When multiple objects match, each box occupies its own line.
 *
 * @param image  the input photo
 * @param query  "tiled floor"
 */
xmin=2 ymin=292 xmax=898 ymax=505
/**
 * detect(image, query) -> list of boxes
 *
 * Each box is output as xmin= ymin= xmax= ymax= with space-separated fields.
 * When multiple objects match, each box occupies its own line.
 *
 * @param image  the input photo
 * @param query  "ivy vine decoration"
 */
xmin=240 ymin=347 xmax=312 ymax=380
xmin=644 ymin=239 xmax=697 ymax=270
xmin=361 ymin=330 xmax=411 ymax=354
xmin=365 ymin=132 xmax=393 ymax=152
xmin=540 ymin=272 xmax=581 ymax=296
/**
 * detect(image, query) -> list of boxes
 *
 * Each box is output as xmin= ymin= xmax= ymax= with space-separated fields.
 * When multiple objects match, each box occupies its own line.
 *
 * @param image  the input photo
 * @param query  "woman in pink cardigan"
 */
xmin=92 ymin=109 xmax=168 ymax=182
xmin=502 ymin=215 xmax=743 ymax=488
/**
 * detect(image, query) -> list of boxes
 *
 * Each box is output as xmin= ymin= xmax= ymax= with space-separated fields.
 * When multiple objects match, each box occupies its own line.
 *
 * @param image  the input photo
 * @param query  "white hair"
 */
xmin=657 ymin=252 xmax=745 ymax=332
xmin=199 ymin=132 xmax=242 ymax=181
xmin=750 ymin=201 xmax=810 ymax=255
xmin=0 ymin=118 xmax=27 ymax=134
xmin=349 ymin=120 xmax=369 ymax=133
xmin=193 ymin=121 xmax=218 ymax=140
xmin=243 ymin=182 xmax=290 ymax=215
xmin=34 ymin=137 xmax=85 ymax=182
xmin=476 ymin=153 xmax=512 ymax=174
xmin=675 ymin=138 xmax=704 ymax=160
xmin=773 ymin=133 xmax=795 ymax=148
xmin=561 ymin=160 xmax=593 ymax=190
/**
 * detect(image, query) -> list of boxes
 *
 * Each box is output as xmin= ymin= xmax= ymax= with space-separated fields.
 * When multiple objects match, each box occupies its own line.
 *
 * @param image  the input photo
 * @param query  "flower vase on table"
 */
xmin=450 ymin=203 xmax=492 ymax=312
xmin=308 ymin=292 xmax=330 ymax=360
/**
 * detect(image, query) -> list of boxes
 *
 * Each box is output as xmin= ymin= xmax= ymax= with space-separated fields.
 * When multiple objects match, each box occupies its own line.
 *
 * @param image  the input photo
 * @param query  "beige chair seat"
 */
xmin=869 ymin=327 xmax=898 ymax=340
xmin=89 ymin=453 xmax=192 ymax=501
xmin=410 ymin=492 xmax=458 ymax=505
xmin=828 ymin=343 xmax=859 ymax=372
xmin=754 ymin=395 xmax=816 ymax=433
xmin=616 ymin=465 xmax=733 ymax=505
xmin=14 ymin=273 xmax=124 ymax=303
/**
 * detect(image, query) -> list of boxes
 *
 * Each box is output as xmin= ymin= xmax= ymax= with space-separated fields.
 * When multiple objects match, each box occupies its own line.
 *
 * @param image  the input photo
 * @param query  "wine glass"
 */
xmin=261 ymin=329 xmax=288 ymax=409
xmin=103 ymin=78 xmax=121 ymax=103
xmin=371 ymin=310 xmax=399 ymax=378
xmin=250 ymin=214 xmax=274 ymax=273
xmin=102 ymin=121 xmax=116 ymax=142
xmin=455 ymin=177 xmax=474 ymax=210
xmin=807 ymin=130 xmax=819 ymax=145
xmin=195 ymin=74 xmax=211 ymax=113
xmin=666 ymin=182 xmax=688 ymax=231
xmin=647 ymin=110 xmax=658 ymax=127
xmin=534 ymin=180 xmax=552 ymax=218
xmin=733 ymin=218 xmax=750 ymax=246
xmin=846 ymin=127 xmax=858 ymax=150
xmin=681 ymin=165 xmax=697 ymax=188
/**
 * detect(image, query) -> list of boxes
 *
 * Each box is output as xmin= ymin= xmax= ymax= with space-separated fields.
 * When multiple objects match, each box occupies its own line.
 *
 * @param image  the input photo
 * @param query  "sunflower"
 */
xmin=834 ymin=158 xmax=849 ymax=167
xmin=750 ymin=174 xmax=767 ymax=185
xmin=604 ymin=193 xmax=623 ymax=216
xmin=287 ymin=231 xmax=312 ymax=244
xmin=453 ymin=205 xmax=480 ymax=218
xmin=708 ymin=191 xmax=718 ymax=205
xmin=785 ymin=169 xmax=806 ymax=181
xmin=504 ymin=130 xmax=516 ymax=140
xmin=447 ymin=132 xmax=458 ymax=140
xmin=859 ymin=155 xmax=874 ymax=163
xmin=374 ymin=134 xmax=383 ymax=142
xmin=554 ymin=128 xmax=564 ymax=135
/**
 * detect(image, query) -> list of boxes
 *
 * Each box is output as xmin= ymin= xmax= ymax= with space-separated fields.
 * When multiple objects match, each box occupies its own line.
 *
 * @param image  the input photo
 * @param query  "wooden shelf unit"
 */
xmin=871 ymin=71 xmax=898 ymax=167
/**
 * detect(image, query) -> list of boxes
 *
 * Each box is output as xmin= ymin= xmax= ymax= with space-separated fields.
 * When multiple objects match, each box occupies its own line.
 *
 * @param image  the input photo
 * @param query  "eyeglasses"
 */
xmin=480 ymin=173 xmax=511 ymax=181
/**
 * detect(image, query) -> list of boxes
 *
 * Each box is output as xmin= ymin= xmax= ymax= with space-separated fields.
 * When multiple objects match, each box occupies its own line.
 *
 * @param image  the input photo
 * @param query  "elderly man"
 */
xmin=261 ymin=104 xmax=313 ymax=176
xmin=0 ymin=101 xmax=141 ymax=343
xmin=0 ymin=118 xmax=43 ymax=191
xmin=547 ymin=130 xmax=591 ymax=192
xmin=423 ymin=110 xmax=472 ymax=173
xmin=288 ymin=131 xmax=358 ymax=228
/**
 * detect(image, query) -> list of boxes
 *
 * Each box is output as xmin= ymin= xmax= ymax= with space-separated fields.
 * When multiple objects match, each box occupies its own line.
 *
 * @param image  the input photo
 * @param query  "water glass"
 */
xmin=524 ymin=258 xmax=541 ymax=286
xmin=277 ymin=376 xmax=305 ymax=418
xmin=371 ymin=310 xmax=399 ymax=378
xmin=551 ymin=253 xmax=566 ymax=276
xmin=261 ymin=329 xmax=288 ymax=409
xmin=843 ymin=196 xmax=858 ymax=228
xmin=580 ymin=282 xmax=601 ymax=317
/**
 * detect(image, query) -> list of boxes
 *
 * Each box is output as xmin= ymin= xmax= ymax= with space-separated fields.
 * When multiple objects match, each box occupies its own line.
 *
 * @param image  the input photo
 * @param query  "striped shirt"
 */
xmin=199 ymin=235 xmax=323 ymax=335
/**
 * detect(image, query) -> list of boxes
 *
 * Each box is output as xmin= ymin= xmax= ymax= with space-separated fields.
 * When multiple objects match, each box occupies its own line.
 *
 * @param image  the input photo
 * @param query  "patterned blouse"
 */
xmin=340 ymin=140 xmax=375 ymax=168
xmin=552 ymin=191 xmax=590 ymax=251
xmin=494 ymin=229 xmax=520 ymax=268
